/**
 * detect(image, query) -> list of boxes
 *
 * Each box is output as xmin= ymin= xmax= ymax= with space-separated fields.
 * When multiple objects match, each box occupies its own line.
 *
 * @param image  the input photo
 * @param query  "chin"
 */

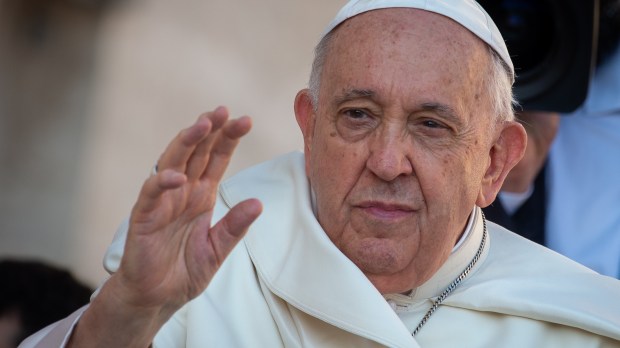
xmin=345 ymin=238 xmax=428 ymax=293
xmin=349 ymin=238 xmax=411 ymax=275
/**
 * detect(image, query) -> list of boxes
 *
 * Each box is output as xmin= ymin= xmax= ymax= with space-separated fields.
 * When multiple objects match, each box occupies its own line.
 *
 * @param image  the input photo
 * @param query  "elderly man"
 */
xmin=22 ymin=1 xmax=620 ymax=347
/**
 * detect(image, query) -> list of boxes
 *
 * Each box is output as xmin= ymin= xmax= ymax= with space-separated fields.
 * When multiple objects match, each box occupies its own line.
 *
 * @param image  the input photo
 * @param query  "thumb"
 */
xmin=207 ymin=199 xmax=263 ymax=265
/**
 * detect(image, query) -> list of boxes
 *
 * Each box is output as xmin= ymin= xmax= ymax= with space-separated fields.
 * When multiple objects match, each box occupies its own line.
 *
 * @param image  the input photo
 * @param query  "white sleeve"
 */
xmin=18 ymin=306 xmax=88 ymax=348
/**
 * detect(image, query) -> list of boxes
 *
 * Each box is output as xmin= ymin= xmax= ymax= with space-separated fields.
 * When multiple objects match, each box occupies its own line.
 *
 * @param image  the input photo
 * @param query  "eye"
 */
xmin=422 ymin=119 xmax=444 ymax=129
xmin=409 ymin=117 xmax=453 ymax=139
xmin=336 ymin=108 xmax=378 ymax=141
xmin=344 ymin=109 xmax=368 ymax=119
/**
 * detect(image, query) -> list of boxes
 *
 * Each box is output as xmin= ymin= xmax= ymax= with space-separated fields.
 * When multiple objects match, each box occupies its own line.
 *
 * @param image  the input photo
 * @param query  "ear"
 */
xmin=476 ymin=122 xmax=527 ymax=207
xmin=294 ymin=89 xmax=317 ymax=175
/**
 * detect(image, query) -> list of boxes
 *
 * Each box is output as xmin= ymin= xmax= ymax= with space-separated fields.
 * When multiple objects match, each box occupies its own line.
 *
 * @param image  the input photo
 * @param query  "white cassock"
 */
xmin=21 ymin=152 xmax=620 ymax=347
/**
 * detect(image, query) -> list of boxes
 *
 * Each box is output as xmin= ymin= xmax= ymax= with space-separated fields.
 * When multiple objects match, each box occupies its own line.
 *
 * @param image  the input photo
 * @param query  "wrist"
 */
xmin=68 ymin=276 xmax=174 ymax=347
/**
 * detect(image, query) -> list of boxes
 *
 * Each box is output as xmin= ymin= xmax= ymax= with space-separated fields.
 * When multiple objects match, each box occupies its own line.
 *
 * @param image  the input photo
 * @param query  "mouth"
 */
xmin=355 ymin=201 xmax=416 ymax=220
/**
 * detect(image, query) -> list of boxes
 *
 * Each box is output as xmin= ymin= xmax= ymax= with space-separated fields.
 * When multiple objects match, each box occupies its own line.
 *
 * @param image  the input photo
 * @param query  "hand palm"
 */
xmin=113 ymin=107 xmax=262 ymax=311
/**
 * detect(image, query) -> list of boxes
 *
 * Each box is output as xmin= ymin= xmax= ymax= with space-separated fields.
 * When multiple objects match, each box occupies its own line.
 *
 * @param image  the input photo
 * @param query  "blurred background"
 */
xmin=2 ymin=1 xmax=619 ymax=346
xmin=0 ymin=0 xmax=344 ymax=288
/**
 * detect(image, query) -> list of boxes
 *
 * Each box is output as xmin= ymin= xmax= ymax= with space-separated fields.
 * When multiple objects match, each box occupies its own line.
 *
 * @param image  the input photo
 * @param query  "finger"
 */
xmin=157 ymin=108 xmax=227 ymax=174
xmin=185 ymin=107 xmax=230 ymax=180
xmin=201 ymin=116 xmax=253 ymax=183
xmin=207 ymin=198 xmax=263 ymax=266
xmin=131 ymin=169 xmax=187 ymax=220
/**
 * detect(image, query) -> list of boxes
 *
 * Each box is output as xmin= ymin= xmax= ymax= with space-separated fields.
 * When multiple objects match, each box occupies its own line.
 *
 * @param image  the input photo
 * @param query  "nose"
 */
xmin=366 ymin=131 xmax=413 ymax=181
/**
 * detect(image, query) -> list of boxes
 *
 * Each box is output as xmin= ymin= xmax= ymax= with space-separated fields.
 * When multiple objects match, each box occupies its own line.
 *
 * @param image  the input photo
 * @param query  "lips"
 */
xmin=355 ymin=201 xmax=415 ymax=220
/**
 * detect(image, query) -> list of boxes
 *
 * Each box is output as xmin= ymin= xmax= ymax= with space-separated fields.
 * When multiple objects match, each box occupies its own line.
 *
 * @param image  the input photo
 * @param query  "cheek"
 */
xmin=309 ymin=132 xmax=367 ymax=211
xmin=311 ymin=137 xmax=362 ymax=192
xmin=415 ymin=150 xmax=477 ymax=211
xmin=443 ymin=149 xmax=486 ymax=209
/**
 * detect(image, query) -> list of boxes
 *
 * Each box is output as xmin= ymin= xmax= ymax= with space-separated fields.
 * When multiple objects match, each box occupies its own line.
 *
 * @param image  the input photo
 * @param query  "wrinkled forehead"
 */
xmin=323 ymin=0 xmax=513 ymax=82
xmin=320 ymin=9 xmax=495 ymax=125
xmin=324 ymin=9 xmax=490 ymax=86
xmin=330 ymin=8 xmax=485 ymax=55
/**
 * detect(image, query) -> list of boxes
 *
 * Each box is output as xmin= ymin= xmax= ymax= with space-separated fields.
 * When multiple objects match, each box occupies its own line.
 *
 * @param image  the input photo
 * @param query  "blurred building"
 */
xmin=0 ymin=0 xmax=343 ymax=286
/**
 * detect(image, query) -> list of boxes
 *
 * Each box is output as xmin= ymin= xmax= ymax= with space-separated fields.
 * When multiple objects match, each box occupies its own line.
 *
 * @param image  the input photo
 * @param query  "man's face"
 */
xmin=299 ymin=9 xmax=498 ymax=294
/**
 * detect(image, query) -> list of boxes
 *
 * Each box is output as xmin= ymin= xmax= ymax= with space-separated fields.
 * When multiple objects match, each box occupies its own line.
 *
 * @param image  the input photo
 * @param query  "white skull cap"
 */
xmin=323 ymin=0 xmax=514 ymax=82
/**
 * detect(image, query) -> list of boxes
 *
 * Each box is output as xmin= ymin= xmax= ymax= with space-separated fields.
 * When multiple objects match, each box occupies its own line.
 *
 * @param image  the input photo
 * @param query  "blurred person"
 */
xmin=18 ymin=1 xmax=620 ymax=347
xmin=484 ymin=0 xmax=620 ymax=278
xmin=0 ymin=260 xmax=92 ymax=348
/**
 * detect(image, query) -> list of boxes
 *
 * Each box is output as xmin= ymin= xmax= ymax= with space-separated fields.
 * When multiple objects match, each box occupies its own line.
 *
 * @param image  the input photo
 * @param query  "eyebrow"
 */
xmin=333 ymin=89 xmax=376 ymax=106
xmin=419 ymin=102 xmax=464 ymax=127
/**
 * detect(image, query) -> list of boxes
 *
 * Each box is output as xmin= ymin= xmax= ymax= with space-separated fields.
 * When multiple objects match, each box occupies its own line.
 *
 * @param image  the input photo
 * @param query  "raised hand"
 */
xmin=70 ymin=107 xmax=262 ymax=347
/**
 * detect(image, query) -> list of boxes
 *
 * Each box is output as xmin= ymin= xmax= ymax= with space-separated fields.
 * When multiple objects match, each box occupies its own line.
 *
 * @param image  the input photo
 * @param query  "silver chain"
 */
xmin=412 ymin=211 xmax=488 ymax=336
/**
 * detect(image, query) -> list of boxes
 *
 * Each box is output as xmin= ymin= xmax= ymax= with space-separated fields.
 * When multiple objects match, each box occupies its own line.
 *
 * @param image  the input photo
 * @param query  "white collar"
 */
xmin=222 ymin=152 xmax=419 ymax=346
xmin=220 ymin=152 xmax=488 ymax=346
xmin=452 ymin=207 xmax=475 ymax=253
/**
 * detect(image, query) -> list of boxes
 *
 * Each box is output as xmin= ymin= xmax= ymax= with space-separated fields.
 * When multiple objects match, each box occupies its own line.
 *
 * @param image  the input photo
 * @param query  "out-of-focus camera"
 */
xmin=479 ymin=0 xmax=599 ymax=112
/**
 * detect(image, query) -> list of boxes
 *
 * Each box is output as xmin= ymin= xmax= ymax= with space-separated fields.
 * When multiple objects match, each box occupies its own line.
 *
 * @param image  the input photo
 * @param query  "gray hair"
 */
xmin=308 ymin=29 xmax=335 ymax=112
xmin=308 ymin=30 xmax=517 ymax=126
xmin=484 ymin=46 xmax=518 ymax=124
